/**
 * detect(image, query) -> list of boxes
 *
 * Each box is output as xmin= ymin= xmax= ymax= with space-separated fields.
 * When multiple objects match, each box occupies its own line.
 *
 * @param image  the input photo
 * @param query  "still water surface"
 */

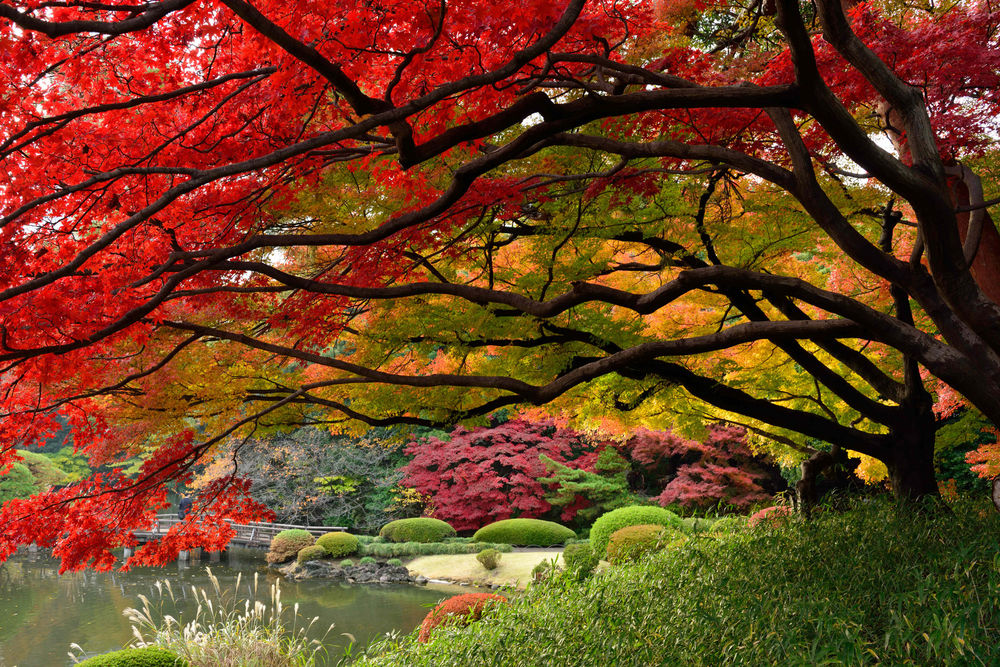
xmin=0 ymin=549 xmax=458 ymax=667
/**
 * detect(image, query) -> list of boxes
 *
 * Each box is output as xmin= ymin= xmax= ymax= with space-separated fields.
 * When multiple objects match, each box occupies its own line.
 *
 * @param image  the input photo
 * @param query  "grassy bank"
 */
xmin=358 ymin=498 xmax=1000 ymax=666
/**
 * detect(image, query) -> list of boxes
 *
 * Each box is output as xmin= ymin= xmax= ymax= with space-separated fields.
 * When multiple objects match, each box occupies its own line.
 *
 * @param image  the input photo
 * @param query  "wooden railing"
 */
xmin=135 ymin=514 xmax=346 ymax=549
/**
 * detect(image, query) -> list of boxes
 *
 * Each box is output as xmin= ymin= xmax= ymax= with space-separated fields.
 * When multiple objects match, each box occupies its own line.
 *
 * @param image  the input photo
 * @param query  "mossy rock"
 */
xmin=472 ymin=518 xmax=575 ymax=546
xmin=589 ymin=506 xmax=682 ymax=558
xmin=316 ymin=531 xmax=359 ymax=557
xmin=77 ymin=647 xmax=187 ymax=666
xmin=379 ymin=518 xmax=456 ymax=543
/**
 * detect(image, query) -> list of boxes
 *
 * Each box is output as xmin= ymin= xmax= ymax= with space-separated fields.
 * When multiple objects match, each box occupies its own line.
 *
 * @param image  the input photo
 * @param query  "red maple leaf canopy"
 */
xmin=0 ymin=0 xmax=999 ymax=569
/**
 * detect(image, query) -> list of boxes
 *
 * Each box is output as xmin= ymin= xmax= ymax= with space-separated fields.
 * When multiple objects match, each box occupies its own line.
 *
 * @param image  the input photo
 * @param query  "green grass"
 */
xmin=357 ymin=497 xmax=1000 ymax=666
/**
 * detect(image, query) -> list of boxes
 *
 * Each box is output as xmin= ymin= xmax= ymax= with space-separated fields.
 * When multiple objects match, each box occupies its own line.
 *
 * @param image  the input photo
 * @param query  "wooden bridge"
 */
xmin=133 ymin=514 xmax=346 ymax=550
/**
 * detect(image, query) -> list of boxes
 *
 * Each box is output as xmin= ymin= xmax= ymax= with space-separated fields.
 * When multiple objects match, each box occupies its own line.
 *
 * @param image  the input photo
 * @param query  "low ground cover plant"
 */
xmin=358 ymin=498 xmax=1000 ymax=666
xmin=360 ymin=540 xmax=512 ymax=558
xmin=471 ymin=518 xmax=575 ymax=546
xmin=589 ymin=506 xmax=682 ymax=558
xmin=75 ymin=648 xmax=186 ymax=666
xmin=379 ymin=518 xmax=456 ymax=543
xmin=317 ymin=531 xmax=359 ymax=557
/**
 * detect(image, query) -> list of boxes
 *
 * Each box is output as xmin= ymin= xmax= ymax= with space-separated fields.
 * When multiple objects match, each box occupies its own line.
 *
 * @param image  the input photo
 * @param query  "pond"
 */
xmin=0 ymin=549 xmax=460 ymax=667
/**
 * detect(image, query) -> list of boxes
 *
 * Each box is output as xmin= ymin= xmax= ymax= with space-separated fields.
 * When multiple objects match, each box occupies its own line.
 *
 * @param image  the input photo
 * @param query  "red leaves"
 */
xmin=401 ymin=418 xmax=606 ymax=531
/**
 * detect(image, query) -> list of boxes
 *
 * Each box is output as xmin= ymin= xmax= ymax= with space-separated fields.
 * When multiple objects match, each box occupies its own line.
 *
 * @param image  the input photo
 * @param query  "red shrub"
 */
xmin=401 ymin=419 xmax=605 ymax=530
xmin=626 ymin=425 xmax=777 ymax=510
xmin=418 ymin=593 xmax=507 ymax=642
xmin=748 ymin=505 xmax=793 ymax=528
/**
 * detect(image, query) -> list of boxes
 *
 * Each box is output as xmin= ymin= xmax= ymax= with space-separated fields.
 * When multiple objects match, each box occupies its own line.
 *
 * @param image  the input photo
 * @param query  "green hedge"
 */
xmin=77 ymin=648 xmax=187 ymax=666
xmin=359 ymin=540 xmax=512 ymax=558
xmin=561 ymin=542 xmax=598 ymax=577
xmin=357 ymin=497 xmax=1000 ymax=666
xmin=266 ymin=529 xmax=315 ymax=564
xmin=589 ymin=506 xmax=682 ymax=558
xmin=472 ymin=519 xmax=575 ymax=547
xmin=317 ymin=531 xmax=359 ymax=557
xmin=605 ymin=524 xmax=681 ymax=565
xmin=380 ymin=518 xmax=456 ymax=543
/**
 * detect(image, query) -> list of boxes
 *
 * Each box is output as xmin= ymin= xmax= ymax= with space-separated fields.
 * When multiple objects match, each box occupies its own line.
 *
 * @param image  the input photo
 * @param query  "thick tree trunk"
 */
xmin=884 ymin=425 xmax=939 ymax=502
xmin=795 ymin=448 xmax=836 ymax=520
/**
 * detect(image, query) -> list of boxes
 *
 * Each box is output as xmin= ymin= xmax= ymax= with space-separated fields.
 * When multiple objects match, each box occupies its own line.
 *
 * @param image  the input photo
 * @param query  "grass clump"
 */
xmin=357 ymin=497 xmax=1000 ymax=666
xmin=380 ymin=518 xmax=456 ymax=543
xmin=340 ymin=559 xmax=354 ymax=568
xmin=476 ymin=548 xmax=502 ymax=570
xmin=316 ymin=531 xmax=359 ymax=558
xmin=589 ymin=505 xmax=682 ymax=558
xmin=386 ymin=558 xmax=403 ymax=567
xmin=121 ymin=568 xmax=330 ymax=667
xmin=561 ymin=543 xmax=598 ymax=578
xmin=359 ymin=556 xmax=377 ymax=565
xmin=472 ymin=519 xmax=575 ymax=546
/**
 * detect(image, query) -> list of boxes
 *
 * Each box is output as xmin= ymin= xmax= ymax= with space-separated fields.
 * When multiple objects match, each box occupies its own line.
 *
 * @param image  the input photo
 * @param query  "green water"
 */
xmin=0 ymin=549 xmax=457 ymax=666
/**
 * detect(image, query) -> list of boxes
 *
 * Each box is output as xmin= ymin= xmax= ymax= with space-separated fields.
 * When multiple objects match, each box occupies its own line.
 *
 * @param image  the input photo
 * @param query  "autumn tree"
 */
xmin=2 ymin=0 xmax=1000 ymax=568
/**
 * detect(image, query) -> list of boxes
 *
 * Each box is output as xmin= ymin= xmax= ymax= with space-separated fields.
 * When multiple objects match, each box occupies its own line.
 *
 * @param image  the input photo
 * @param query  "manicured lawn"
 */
xmin=406 ymin=550 xmax=563 ymax=589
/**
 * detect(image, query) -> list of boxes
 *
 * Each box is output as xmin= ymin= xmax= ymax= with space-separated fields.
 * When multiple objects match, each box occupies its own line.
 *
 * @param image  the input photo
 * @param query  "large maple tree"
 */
xmin=1 ymin=0 xmax=1000 ymax=569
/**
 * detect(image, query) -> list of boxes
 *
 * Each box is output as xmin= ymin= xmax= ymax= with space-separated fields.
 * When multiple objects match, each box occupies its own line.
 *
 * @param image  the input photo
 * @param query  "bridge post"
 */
xmin=209 ymin=550 xmax=221 ymax=563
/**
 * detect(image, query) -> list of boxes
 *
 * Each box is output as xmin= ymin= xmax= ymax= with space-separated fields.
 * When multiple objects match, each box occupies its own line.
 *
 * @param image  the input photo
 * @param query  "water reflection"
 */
xmin=0 ymin=549 xmax=456 ymax=667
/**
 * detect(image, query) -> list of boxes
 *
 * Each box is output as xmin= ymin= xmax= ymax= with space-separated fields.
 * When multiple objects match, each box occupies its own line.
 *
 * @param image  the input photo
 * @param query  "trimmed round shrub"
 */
xmin=317 ymin=531 xmax=359 ymax=557
xmin=562 ymin=542 xmax=599 ymax=576
xmin=476 ymin=548 xmax=502 ymax=570
xmin=340 ymin=558 xmax=354 ymax=567
xmin=296 ymin=545 xmax=328 ymax=564
xmin=380 ymin=518 xmax=456 ymax=543
xmin=359 ymin=556 xmax=377 ymax=565
xmin=472 ymin=518 xmax=576 ymax=546
xmin=77 ymin=647 xmax=187 ymax=666
xmin=589 ymin=506 xmax=682 ymax=558
xmin=386 ymin=558 xmax=403 ymax=567
xmin=605 ymin=524 xmax=680 ymax=564
xmin=709 ymin=516 xmax=746 ymax=534
xmin=749 ymin=505 xmax=793 ymax=529
xmin=418 ymin=593 xmax=507 ymax=642
xmin=266 ymin=529 xmax=315 ymax=564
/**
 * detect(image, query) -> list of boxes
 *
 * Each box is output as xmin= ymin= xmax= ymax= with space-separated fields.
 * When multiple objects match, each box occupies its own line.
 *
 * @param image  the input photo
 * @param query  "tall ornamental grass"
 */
xmin=123 ymin=569 xmax=333 ymax=667
xmin=358 ymin=497 xmax=1000 ymax=666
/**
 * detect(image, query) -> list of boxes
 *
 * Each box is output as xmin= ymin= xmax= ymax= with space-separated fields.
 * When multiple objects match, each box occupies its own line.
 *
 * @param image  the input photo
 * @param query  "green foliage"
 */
xmin=359 ymin=556 xmax=377 ymax=565
xmin=15 ymin=450 xmax=68 ymax=487
xmin=605 ymin=524 xmax=679 ymax=565
xmin=265 ymin=530 xmax=315 ymax=565
xmin=296 ymin=545 xmax=328 ymax=564
xmin=678 ymin=517 xmax=712 ymax=535
xmin=0 ymin=463 xmax=39 ymax=503
xmin=386 ymin=558 xmax=403 ymax=567
xmin=316 ymin=531 xmax=359 ymax=558
xmin=379 ymin=517 xmax=456 ymax=543
xmin=530 ymin=558 xmax=560 ymax=583
xmin=47 ymin=446 xmax=92 ymax=482
xmin=76 ymin=648 xmax=186 ymax=666
xmin=476 ymin=548 xmax=502 ymax=570
xmin=708 ymin=516 xmax=746 ymax=534
xmin=357 ymin=498 xmax=1000 ymax=666
xmin=536 ymin=450 xmax=632 ymax=524
xmin=589 ymin=506 xmax=683 ymax=558
xmin=472 ymin=519 xmax=576 ymax=547
xmin=340 ymin=559 xmax=354 ymax=567
xmin=934 ymin=409 xmax=993 ymax=490
xmin=561 ymin=542 xmax=599 ymax=578
xmin=359 ymin=540 xmax=513 ymax=558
